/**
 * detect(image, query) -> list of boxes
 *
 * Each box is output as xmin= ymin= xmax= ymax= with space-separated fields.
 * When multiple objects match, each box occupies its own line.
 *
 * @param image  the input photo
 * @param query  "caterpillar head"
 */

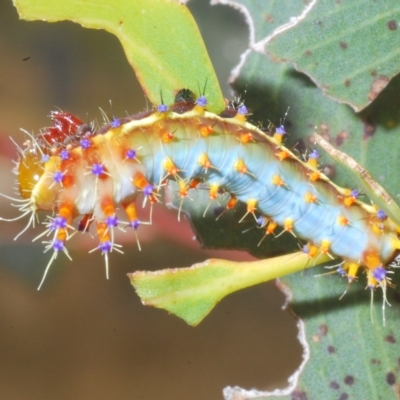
xmin=17 ymin=143 xmax=61 ymax=212
xmin=17 ymin=111 xmax=86 ymax=207
xmin=17 ymin=148 xmax=43 ymax=199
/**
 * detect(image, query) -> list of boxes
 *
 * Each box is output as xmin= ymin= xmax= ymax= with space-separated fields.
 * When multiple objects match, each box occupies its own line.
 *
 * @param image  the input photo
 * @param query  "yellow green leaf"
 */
xmin=13 ymin=0 xmax=225 ymax=112
xmin=129 ymin=252 xmax=330 ymax=326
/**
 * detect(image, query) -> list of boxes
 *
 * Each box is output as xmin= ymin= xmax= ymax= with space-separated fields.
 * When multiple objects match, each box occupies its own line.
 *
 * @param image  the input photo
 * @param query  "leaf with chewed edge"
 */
xmin=265 ymin=0 xmax=400 ymax=112
xmin=129 ymin=252 xmax=330 ymax=326
xmin=224 ymin=263 xmax=400 ymax=400
xmin=13 ymin=0 xmax=225 ymax=113
xmin=216 ymin=0 xmax=400 ymax=235
xmin=211 ymin=1 xmax=400 ymax=399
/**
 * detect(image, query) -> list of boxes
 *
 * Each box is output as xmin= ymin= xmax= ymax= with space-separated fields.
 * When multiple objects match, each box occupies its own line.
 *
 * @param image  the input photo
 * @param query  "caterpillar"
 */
xmin=2 ymin=92 xmax=400 ymax=295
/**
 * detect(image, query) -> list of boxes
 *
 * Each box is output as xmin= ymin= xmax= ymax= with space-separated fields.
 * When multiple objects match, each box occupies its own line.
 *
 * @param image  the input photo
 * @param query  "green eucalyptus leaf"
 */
xmin=13 ymin=0 xmax=225 ymax=112
xmin=265 ymin=0 xmax=400 ymax=112
xmin=225 ymin=266 xmax=400 ymax=400
xmin=129 ymin=252 xmax=331 ymax=326
xmin=219 ymin=1 xmax=400 ymax=399
xmin=11 ymin=0 xmax=400 ymax=397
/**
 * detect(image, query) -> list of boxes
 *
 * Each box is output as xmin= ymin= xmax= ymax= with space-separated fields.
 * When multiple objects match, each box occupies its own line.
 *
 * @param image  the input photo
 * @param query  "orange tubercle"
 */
xmin=320 ymin=239 xmax=331 ymax=254
xmin=178 ymin=180 xmax=189 ymax=198
xmin=226 ymin=195 xmax=237 ymax=209
xmin=266 ymin=221 xmax=278 ymax=235
xmin=308 ymin=171 xmax=321 ymax=182
xmin=307 ymin=159 xmax=318 ymax=168
xmin=343 ymin=196 xmax=357 ymax=207
xmin=304 ymin=192 xmax=317 ymax=203
xmin=55 ymin=227 xmax=68 ymax=243
xmin=161 ymin=130 xmax=175 ymax=143
xmin=246 ymin=199 xmax=257 ymax=214
xmin=123 ymin=201 xmax=139 ymax=224
xmin=272 ymin=174 xmax=285 ymax=186
xmin=284 ymin=218 xmax=294 ymax=232
xmin=198 ymin=153 xmax=212 ymax=171
xmin=305 ymin=243 xmax=319 ymax=259
xmin=101 ymin=198 xmax=116 ymax=218
xmin=163 ymin=158 xmax=179 ymax=177
xmin=209 ymin=183 xmax=219 ymax=200
xmin=363 ymin=251 xmax=382 ymax=270
xmin=277 ymin=150 xmax=290 ymax=161
xmin=96 ymin=221 xmax=111 ymax=243
xmin=337 ymin=215 xmax=349 ymax=226
xmin=189 ymin=178 xmax=201 ymax=189
xmin=234 ymin=159 xmax=248 ymax=175
xmin=132 ymin=172 xmax=150 ymax=190
xmin=346 ymin=262 xmax=360 ymax=282
xmin=239 ymin=132 xmax=253 ymax=144
xmin=199 ymin=125 xmax=213 ymax=137
xmin=58 ymin=203 xmax=74 ymax=221
xmin=235 ymin=113 xmax=246 ymax=122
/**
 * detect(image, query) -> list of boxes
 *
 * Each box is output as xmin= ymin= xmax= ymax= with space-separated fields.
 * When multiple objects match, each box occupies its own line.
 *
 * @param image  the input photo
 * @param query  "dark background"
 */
xmin=0 ymin=1 xmax=301 ymax=399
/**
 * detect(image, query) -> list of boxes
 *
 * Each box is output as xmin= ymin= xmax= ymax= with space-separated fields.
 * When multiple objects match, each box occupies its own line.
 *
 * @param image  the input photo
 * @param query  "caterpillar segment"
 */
xmin=4 ymin=95 xmax=400 ymax=297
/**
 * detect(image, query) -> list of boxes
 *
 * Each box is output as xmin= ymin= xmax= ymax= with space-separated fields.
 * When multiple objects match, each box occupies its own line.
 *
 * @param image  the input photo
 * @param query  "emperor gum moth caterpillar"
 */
xmin=1 ymin=93 xmax=399 ymax=317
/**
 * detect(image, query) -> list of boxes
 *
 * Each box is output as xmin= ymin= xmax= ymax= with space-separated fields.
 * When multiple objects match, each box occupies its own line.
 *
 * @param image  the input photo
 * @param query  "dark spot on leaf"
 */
xmin=318 ymin=324 xmax=328 ymax=336
xmin=387 ymin=372 xmax=396 ymax=385
xmin=371 ymin=70 xmax=377 ymax=77
xmin=119 ymin=20 xmax=123 ymax=25
xmin=344 ymin=79 xmax=350 ymax=87
xmin=335 ymin=130 xmax=349 ymax=146
xmin=328 ymin=345 xmax=336 ymax=354
xmin=319 ymin=123 xmax=331 ymax=142
xmin=344 ymin=375 xmax=354 ymax=385
xmin=305 ymin=50 xmax=312 ymax=56
xmin=388 ymin=20 xmax=397 ymax=30
xmin=264 ymin=14 xmax=274 ymax=23
xmin=22 ymin=56 xmax=31 ymax=61
xmin=329 ymin=381 xmax=340 ymax=390
xmin=321 ymin=164 xmax=336 ymax=179
xmin=368 ymin=75 xmax=389 ymax=101
xmin=338 ymin=393 xmax=349 ymax=400
xmin=317 ymin=20 xmax=323 ymax=26
xmin=371 ymin=358 xmax=381 ymax=365
xmin=385 ymin=334 xmax=396 ymax=344
xmin=363 ymin=119 xmax=376 ymax=140
xmin=339 ymin=41 xmax=348 ymax=49
xmin=291 ymin=390 xmax=308 ymax=400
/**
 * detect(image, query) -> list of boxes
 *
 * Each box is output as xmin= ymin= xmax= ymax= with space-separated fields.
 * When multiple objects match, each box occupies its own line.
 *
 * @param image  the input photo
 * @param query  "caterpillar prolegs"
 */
xmin=3 ymin=94 xmax=400 ymax=296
